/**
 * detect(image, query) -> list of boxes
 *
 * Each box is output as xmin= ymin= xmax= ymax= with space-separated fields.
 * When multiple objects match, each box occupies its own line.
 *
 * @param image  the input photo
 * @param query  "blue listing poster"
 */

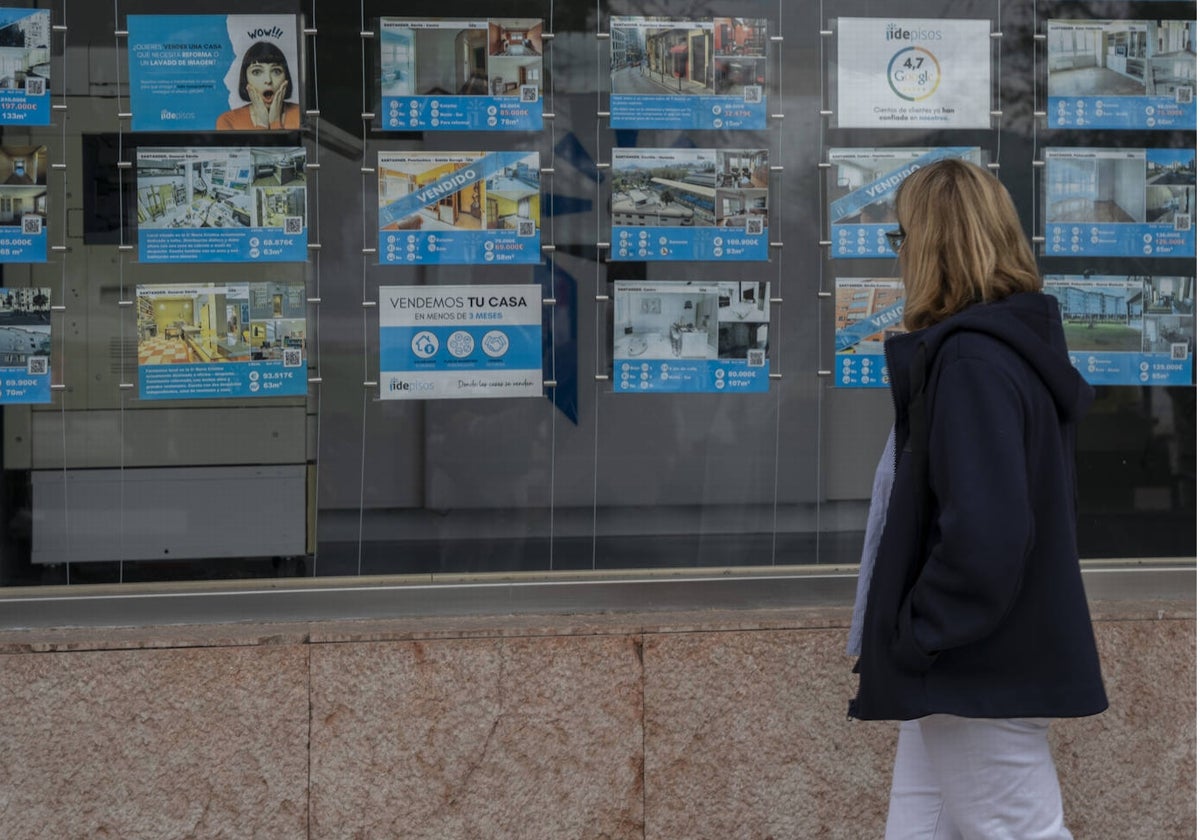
xmin=0 ymin=10 xmax=50 ymax=126
xmin=127 ymin=14 xmax=302 ymax=132
xmin=0 ymin=146 xmax=47 ymax=263
xmin=1044 ymin=275 xmax=1194 ymax=386
xmin=828 ymin=147 xmax=981 ymax=259
xmin=379 ymin=18 xmax=543 ymax=132
xmin=137 ymin=147 xmax=308 ymax=264
xmin=612 ymin=148 xmax=768 ymax=262
xmin=834 ymin=278 xmax=906 ymax=389
xmin=610 ymin=16 xmax=769 ymax=130
xmin=379 ymin=284 xmax=543 ymax=400
xmin=137 ymin=281 xmax=307 ymax=400
xmin=0 ymin=287 xmax=51 ymax=403
xmin=613 ymin=281 xmax=770 ymax=394
xmin=1044 ymin=147 xmax=1196 ymax=258
xmin=378 ymin=151 xmax=540 ymax=265
xmin=1047 ymin=20 xmax=1195 ymax=131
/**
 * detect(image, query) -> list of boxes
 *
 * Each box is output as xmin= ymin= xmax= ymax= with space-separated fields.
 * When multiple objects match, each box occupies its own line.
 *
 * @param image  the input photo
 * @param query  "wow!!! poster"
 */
xmin=611 ymin=148 xmax=768 ymax=262
xmin=0 ymin=9 xmax=50 ymax=125
xmin=378 ymin=151 xmax=540 ymax=265
xmin=610 ymin=16 xmax=769 ymax=130
xmin=137 ymin=281 xmax=307 ymax=400
xmin=379 ymin=18 xmax=543 ymax=132
xmin=136 ymin=147 xmax=308 ymax=264
xmin=127 ymin=14 xmax=302 ymax=132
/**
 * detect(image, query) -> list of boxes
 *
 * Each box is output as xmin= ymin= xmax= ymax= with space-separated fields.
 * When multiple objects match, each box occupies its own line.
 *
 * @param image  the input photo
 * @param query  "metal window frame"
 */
xmin=0 ymin=559 xmax=1191 ymax=630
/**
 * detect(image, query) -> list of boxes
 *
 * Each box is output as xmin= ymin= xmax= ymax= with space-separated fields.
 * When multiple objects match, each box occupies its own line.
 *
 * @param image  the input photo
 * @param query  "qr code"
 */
xmin=283 ymin=348 xmax=302 ymax=367
xmin=1177 ymin=86 xmax=1194 ymax=105
xmin=284 ymin=216 xmax=303 ymax=234
xmin=1174 ymin=213 xmax=1192 ymax=232
xmin=520 ymin=85 xmax=539 ymax=103
xmin=744 ymin=85 xmax=762 ymax=104
xmin=747 ymin=349 xmax=765 ymax=367
xmin=24 ymin=77 xmax=44 ymax=96
xmin=745 ymin=216 xmax=764 ymax=235
xmin=516 ymin=219 xmax=535 ymax=237
xmin=26 ymin=356 xmax=47 ymax=375
xmin=1170 ymin=342 xmax=1189 ymax=361
xmin=22 ymin=216 xmax=41 ymax=235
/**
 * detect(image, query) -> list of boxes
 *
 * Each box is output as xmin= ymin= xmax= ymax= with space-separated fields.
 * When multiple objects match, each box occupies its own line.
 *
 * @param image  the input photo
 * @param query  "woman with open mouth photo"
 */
xmin=217 ymin=40 xmax=300 ymax=130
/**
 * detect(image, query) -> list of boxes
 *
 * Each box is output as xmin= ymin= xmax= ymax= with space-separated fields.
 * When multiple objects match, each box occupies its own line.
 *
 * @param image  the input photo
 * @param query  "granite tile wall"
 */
xmin=0 ymin=604 xmax=1192 ymax=839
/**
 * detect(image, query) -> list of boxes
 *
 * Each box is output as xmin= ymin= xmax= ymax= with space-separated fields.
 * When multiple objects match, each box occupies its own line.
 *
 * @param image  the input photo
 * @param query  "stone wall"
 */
xmin=0 ymin=601 xmax=1193 ymax=839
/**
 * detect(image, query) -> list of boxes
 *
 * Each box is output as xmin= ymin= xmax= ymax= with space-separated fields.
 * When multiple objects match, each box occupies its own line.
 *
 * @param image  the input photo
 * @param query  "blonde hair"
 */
xmin=895 ymin=158 xmax=1041 ymax=330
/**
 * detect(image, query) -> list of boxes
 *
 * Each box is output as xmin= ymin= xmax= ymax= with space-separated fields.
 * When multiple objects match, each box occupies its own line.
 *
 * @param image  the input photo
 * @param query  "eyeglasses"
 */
xmin=885 ymin=226 xmax=906 ymax=254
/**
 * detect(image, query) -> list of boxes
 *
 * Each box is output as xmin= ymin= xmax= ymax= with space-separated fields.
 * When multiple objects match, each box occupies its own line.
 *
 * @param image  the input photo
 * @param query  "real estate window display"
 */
xmin=0 ymin=0 xmax=1191 ymax=589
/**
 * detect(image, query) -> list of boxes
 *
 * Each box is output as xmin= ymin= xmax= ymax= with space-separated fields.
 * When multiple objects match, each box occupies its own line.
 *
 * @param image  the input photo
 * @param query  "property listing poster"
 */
xmin=378 ymin=151 xmax=540 ymax=265
xmin=378 ymin=284 xmax=543 ymax=400
xmin=127 ymin=14 xmax=302 ymax=132
xmin=0 ymin=145 xmax=47 ymax=263
xmin=1043 ymin=147 xmax=1195 ymax=258
xmin=379 ymin=18 xmax=543 ymax=131
xmin=0 ymin=10 xmax=50 ymax=125
xmin=0 ymin=287 xmax=50 ymax=403
xmin=827 ymin=147 xmax=981 ymax=259
xmin=834 ymin=278 xmax=906 ymax=388
xmin=836 ymin=18 xmax=992 ymax=129
xmin=1047 ymin=20 xmax=1195 ymax=131
xmin=613 ymin=281 xmax=769 ymax=393
xmin=1044 ymin=275 xmax=1194 ymax=386
xmin=136 ymin=147 xmax=308 ymax=263
xmin=612 ymin=148 xmax=768 ymax=262
xmin=137 ymin=281 xmax=307 ymax=401
xmin=610 ymin=16 xmax=768 ymax=130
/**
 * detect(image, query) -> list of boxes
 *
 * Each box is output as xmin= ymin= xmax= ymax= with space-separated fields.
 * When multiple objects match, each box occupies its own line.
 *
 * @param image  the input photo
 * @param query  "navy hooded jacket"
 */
xmin=849 ymin=292 xmax=1108 ymax=721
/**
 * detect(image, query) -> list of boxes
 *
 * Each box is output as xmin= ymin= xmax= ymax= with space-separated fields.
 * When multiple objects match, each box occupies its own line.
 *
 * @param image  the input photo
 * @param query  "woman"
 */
xmin=216 ymin=41 xmax=300 ymax=130
xmin=847 ymin=159 xmax=1107 ymax=839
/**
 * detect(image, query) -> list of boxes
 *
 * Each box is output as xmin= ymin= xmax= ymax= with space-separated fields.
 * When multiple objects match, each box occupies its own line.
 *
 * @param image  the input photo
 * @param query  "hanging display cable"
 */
xmin=355 ymin=0 xmax=373 ymax=575
xmin=305 ymin=0 xmax=323 ymax=576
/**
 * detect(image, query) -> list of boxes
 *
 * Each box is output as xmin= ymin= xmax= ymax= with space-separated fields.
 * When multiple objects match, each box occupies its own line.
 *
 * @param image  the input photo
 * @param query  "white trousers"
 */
xmin=884 ymin=715 xmax=1073 ymax=840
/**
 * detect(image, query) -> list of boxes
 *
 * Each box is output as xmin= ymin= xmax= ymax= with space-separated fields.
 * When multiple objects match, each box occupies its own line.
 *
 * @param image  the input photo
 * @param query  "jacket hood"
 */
xmin=899 ymin=292 xmax=1094 ymax=422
